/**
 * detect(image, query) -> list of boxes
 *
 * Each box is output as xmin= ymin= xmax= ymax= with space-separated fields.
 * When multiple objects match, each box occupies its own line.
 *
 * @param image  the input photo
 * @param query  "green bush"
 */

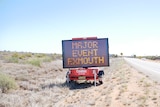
xmin=36 ymin=53 xmax=46 ymax=58
xmin=12 ymin=52 xmax=19 ymax=58
xmin=5 ymin=56 xmax=19 ymax=63
xmin=4 ymin=52 xmax=19 ymax=63
xmin=42 ymin=56 xmax=52 ymax=62
xmin=27 ymin=58 xmax=41 ymax=67
xmin=18 ymin=54 xmax=26 ymax=59
xmin=146 ymin=56 xmax=157 ymax=60
xmin=52 ymin=54 xmax=62 ymax=60
xmin=25 ymin=53 xmax=32 ymax=57
xmin=0 ymin=72 xmax=17 ymax=93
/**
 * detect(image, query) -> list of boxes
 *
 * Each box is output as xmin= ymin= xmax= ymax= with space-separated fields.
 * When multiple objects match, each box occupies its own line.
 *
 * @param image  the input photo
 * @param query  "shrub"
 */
xmin=12 ymin=52 xmax=19 ymax=58
xmin=53 ymin=54 xmax=62 ymax=60
xmin=145 ymin=56 xmax=160 ymax=60
xmin=18 ymin=54 xmax=26 ymax=59
xmin=0 ymin=72 xmax=17 ymax=93
xmin=5 ymin=56 xmax=19 ymax=63
xmin=5 ymin=52 xmax=19 ymax=63
xmin=150 ymin=56 xmax=156 ymax=60
xmin=25 ymin=53 xmax=32 ymax=57
xmin=42 ymin=56 xmax=52 ymax=62
xmin=36 ymin=53 xmax=46 ymax=58
xmin=27 ymin=58 xmax=41 ymax=67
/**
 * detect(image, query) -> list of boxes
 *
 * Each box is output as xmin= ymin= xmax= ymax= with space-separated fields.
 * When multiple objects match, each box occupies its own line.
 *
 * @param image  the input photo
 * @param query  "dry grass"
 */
xmin=0 ymin=51 xmax=62 ymax=67
xmin=0 ymin=72 xmax=17 ymax=93
xmin=0 ymin=52 xmax=160 ymax=107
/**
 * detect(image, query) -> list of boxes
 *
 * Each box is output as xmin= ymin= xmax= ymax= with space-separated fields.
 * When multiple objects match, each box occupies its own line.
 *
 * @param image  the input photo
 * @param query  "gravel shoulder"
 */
xmin=124 ymin=57 xmax=160 ymax=82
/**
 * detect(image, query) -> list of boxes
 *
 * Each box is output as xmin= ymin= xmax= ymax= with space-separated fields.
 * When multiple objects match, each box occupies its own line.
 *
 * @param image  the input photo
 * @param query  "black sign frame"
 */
xmin=62 ymin=38 xmax=109 ymax=68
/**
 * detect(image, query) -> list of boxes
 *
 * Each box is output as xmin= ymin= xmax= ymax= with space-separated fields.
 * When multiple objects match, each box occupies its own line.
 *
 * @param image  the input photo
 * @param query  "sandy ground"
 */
xmin=0 ymin=58 xmax=160 ymax=107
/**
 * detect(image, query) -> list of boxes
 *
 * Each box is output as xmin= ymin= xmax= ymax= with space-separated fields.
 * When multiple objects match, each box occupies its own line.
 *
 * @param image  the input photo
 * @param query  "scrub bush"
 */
xmin=0 ymin=73 xmax=17 ymax=93
xmin=27 ymin=58 xmax=41 ymax=67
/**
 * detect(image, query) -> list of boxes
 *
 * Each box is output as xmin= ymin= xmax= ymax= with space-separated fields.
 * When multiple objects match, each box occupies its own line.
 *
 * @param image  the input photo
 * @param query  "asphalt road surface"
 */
xmin=124 ymin=58 xmax=160 ymax=82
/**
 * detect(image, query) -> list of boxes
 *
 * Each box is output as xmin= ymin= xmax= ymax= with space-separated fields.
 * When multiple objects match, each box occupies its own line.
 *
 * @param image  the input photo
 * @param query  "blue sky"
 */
xmin=0 ymin=0 xmax=160 ymax=56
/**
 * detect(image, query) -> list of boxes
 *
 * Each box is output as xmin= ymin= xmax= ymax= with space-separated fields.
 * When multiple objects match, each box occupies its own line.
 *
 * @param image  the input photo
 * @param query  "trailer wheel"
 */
xmin=98 ymin=70 xmax=104 ymax=85
xmin=98 ymin=70 xmax=104 ymax=76
xmin=99 ymin=80 xmax=103 ymax=84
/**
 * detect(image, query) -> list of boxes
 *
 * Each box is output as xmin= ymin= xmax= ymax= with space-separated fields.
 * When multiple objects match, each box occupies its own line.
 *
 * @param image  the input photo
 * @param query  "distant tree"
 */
xmin=112 ymin=54 xmax=118 ymax=58
xmin=120 ymin=53 xmax=123 ymax=56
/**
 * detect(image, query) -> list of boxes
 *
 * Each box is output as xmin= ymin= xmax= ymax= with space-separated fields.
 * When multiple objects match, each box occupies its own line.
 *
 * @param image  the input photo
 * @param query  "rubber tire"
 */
xmin=99 ymin=80 xmax=103 ymax=84
xmin=98 ymin=70 xmax=104 ymax=76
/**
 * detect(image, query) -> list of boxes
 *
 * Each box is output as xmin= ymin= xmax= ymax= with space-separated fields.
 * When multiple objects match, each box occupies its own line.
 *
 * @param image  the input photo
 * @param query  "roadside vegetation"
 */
xmin=0 ymin=72 xmax=17 ymax=93
xmin=0 ymin=51 xmax=62 ymax=67
xmin=111 ymin=53 xmax=160 ymax=61
xmin=0 ymin=51 xmax=62 ymax=94
xmin=0 ymin=51 xmax=160 ymax=107
xmin=136 ymin=55 xmax=160 ymax=60
xmin=145 ymin=56 xmax=160 ymax=60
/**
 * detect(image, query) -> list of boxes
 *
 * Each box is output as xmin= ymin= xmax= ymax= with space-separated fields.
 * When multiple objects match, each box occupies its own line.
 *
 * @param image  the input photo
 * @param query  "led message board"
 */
xmin=62 ymin=38 xmax=109 ymax=68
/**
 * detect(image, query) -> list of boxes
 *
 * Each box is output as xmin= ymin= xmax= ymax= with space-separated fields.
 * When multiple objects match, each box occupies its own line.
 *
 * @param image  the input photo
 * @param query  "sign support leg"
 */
xmin=94 ymin=70 xmax=96 ymax=87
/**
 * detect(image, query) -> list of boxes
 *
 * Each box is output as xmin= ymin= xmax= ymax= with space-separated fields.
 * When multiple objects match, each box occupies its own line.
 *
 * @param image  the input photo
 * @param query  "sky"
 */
xmin=0 ymin=0 xmax=160 ymax=56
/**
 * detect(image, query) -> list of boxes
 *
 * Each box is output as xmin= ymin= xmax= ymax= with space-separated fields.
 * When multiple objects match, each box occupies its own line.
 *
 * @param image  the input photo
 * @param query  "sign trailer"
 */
xmin=62 ymin=37 xmax=109 ymax=86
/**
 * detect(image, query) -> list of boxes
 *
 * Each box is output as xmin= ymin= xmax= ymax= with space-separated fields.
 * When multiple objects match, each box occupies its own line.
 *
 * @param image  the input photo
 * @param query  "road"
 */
xmin=124 ymin=58 xmax=160 ymax=82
